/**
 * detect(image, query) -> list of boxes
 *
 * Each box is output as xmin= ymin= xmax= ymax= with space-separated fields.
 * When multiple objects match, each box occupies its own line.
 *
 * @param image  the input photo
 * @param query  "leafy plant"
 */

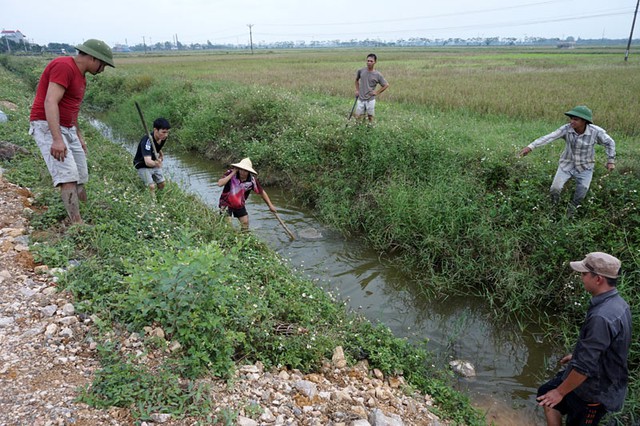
xmin=77 ymin=343 xmax=212 ymax=421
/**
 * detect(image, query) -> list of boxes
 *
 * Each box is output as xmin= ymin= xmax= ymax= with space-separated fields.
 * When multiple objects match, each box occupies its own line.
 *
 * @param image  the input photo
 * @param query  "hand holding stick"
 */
xmin=273 ymin=211 xmax=296 ymax=240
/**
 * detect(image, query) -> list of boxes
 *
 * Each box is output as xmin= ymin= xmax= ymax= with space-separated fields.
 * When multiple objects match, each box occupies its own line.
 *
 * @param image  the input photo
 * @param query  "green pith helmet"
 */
xmin=75 ymin=39 xmax=115 ymax=68
xmin=564 ymin=105 xmax=592 ymax=123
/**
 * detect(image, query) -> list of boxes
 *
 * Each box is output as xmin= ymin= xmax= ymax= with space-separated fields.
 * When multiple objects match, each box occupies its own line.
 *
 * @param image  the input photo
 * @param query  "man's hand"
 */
xmin=607 ymin=162 xmax=615 ymax=172
xmin=537 ymin=389 xmax=563 ymax=408
xmin=50 ymin=139 xmax=67 ymax=162
xmin=560 ymin=354 xmax=572 ymax=365
xmin=518 ymin=147 xmax=532 ymax=157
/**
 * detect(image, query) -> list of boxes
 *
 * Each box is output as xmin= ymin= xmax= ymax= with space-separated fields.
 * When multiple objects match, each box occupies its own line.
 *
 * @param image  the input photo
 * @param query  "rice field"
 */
xmin=111 ymin=46 xmax=640 ymax=136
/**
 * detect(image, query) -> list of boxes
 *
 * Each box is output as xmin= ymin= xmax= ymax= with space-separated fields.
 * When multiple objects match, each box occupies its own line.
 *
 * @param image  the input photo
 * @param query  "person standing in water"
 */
xmin=217 ymin=158 xmax=276 ymax=230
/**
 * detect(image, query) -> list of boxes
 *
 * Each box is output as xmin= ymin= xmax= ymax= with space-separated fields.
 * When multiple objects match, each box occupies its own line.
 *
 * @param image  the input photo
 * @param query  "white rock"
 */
xmin=369 ymin=408 xmax=404 ymax=426
xmin=61 ymin=303 xmax=75 ymax=316
xmin=59 ymin=327 xmax=73 ymax=338
xmin=333 ymin=390 xmax=353 ymax=403
xmin=332 ymin=346 xmax=347 ymax=368
xmin=40 ymin=305 xmax=58 ymax=317
xmin=449 ymin=360 xmax=476 ymax=378
xmin=0 ymin=317 xmax=16 ymax=327
xmin=42 ymin=287 xmax=57 ymax=296
xmin=45 ymin=323 xmax=59 ymax=336
xmin=19 ymin=288 xmax=37 ymax=298
xmin=373 ymin=368 xmax=384 ymax=380
xmin=294 ymin=380 xmax=317 ymax=399
xmin=240 ymin=365 xmax=260 ymax=374
xmin=260 ymin=407 xmax=276 ymax=422
xmin=6 ymin=228 xmax=25 ymax=237
xmin=57 ymin=316 xmax=78 ymax=326
xmin=150 ymin=413 xmax=172 ymax=423
xmin=237 ymin=416 xmax=258 ymax=426
xmin=278 ymin=370 xmax=290 ymax=380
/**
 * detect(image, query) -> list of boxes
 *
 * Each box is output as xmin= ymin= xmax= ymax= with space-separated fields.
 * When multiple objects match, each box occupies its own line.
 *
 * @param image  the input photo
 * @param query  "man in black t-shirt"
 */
xmin=133 ymin=117 xmax=170 ymax=193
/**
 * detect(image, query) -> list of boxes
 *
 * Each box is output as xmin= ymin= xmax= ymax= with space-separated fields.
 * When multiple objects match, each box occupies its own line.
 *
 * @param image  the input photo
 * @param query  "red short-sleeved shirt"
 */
xmin=30 ymin=56 xmax=86 ymax=127
xmin=218 ymin=170 xmax=263 ymax=210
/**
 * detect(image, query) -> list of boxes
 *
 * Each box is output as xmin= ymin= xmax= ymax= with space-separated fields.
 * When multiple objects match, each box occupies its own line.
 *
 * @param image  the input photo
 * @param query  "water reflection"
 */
xmin=93 ymin=120 xmax=552 ymax=425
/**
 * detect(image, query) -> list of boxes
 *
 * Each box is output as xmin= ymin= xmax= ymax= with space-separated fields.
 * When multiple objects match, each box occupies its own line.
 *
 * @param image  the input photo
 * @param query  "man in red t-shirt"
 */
xmin=29 ymin=39 xmax=114 ymax=224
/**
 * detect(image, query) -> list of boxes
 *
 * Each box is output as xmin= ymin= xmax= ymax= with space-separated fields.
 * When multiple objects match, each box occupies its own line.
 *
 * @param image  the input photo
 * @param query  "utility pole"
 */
xmin=625 ymin=0 xmax=640 ymax=61
xmin=247 ymin=24 xmax=254 ymax=54
xmin=143 ymin=36 xmax=147 ymax=54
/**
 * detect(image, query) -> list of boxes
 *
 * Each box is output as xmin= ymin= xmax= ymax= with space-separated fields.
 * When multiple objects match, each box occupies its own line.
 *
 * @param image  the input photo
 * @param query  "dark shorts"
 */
xmin=222 ymin=206 xmax=248 ymax=218
xmin=538 ymin=372 xmax=607 ymax=426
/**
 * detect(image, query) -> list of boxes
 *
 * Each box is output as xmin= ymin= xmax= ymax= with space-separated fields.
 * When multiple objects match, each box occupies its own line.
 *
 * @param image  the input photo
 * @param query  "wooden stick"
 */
xmin=134 ymin=101 xmax=159 ymax=159
xmin=273 ymin=211 xmax=295 ymax=240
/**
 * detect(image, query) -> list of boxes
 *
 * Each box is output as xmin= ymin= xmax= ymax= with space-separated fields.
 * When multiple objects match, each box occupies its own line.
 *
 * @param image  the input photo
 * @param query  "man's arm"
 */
xmin=260 ymin=190 xmax=276 ymax=212
xmin=217 ymin=169 xmax=236 ymax=187
xmin=597 ymin=129 xmax=616 ymax=171
xmin=374 ymin=82 xmax=389 ymax=96
xmin=537 ymin=369 xmax=588 ymax=408
xmin=519 ymin=126 xmax=567 ymax=157
xmin=43 ymin=82 xmax=67 ymax=162
xmin=143 ymin=155 xmax=160 ymax=168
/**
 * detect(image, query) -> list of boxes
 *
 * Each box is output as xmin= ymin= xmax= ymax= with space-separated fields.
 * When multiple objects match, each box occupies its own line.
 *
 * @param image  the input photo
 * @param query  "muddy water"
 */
xmin=98 ymin=122 xmax=559 ymax=424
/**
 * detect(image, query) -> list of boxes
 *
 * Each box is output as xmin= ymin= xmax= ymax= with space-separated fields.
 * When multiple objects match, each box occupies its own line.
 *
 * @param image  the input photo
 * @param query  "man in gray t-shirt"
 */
xmin=355 ymin=53 xmax=389 ymax=124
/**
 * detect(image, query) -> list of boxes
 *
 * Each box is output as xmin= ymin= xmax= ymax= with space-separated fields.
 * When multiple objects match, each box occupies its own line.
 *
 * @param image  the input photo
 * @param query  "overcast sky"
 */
xmin=2 ymin=0 xmax=638 ymax=46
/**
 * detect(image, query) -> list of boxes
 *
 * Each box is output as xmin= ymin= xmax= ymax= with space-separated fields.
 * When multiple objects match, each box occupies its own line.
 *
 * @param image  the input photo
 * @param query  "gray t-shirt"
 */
xmin=356 ymin=68 xmax=388 ymax=101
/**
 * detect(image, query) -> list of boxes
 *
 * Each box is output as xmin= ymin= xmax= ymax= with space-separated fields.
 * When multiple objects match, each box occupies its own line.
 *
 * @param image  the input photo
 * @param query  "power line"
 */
xmin=259 ymin=0 xmax=573 ymax=27
xmin=256 ymin=10 xmax=633 ymax=39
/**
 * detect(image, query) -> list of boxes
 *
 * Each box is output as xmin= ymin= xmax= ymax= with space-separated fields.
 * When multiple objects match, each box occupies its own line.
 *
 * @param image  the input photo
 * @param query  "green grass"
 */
xmin=106 ymin=46 xmax=640 ymax=136
xmin=0 ymin=58 xmax=484 ymax=425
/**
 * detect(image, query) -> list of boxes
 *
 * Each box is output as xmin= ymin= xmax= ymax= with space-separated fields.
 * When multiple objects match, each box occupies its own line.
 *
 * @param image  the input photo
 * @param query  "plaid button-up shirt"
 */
xmin=528 ymin=123 xmax=616 ymax=173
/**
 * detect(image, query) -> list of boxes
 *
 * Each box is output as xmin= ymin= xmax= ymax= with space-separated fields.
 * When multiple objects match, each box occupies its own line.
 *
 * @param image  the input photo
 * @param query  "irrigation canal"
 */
xmin=96 ymin=121 xmax=560 ymax=425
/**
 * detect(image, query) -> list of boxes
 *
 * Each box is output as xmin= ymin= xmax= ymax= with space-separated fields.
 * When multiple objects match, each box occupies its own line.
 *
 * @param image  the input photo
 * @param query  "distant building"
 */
xmin=557 ymin=41 xmax=576 ymax=49
xmin=1 ymin=30 xmax=27 ymax=43
xmin=113 ymin=44 xmax=131 ymax=53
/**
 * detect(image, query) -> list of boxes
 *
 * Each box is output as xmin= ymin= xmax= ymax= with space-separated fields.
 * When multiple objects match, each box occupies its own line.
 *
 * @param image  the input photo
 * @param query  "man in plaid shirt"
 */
xmin=519 ymin=105 xmax=616 ymax=215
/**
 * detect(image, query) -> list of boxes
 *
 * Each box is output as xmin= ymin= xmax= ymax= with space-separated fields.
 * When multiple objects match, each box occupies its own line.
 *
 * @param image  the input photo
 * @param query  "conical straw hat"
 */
xmin=231 ymin=158 xmax=257 ymax=175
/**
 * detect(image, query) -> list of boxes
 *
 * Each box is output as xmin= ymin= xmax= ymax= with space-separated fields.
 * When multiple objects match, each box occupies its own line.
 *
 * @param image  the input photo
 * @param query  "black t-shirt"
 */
xmin=133 ymin=134 xmax=165 ymax=169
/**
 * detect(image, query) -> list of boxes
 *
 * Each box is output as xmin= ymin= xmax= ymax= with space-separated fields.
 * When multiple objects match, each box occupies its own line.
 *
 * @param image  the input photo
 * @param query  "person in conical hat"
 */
xmin=217 ymin=157 xmax=276 ymax=229
xmin=518 ymin=105 xmax=616 ymax=217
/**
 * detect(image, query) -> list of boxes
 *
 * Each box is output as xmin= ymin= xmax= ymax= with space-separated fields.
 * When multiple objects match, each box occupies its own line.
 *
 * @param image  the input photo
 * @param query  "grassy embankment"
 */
xmin=0 ymin=55 xmax=483 ymax=423
xmin=2 ymin=46 xmax=639 ymax=424
xmin=78 ymin=47 xmax=639 ymax=424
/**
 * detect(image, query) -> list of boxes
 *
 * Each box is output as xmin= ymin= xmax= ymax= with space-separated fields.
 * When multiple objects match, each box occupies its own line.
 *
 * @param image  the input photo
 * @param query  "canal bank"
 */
xmin=96 ymin=120 xmax=557 ymax=425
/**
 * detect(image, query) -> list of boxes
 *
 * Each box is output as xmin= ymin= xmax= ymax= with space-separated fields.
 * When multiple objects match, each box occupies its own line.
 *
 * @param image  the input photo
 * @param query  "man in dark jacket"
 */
xmin=537 ymin=252 xmax=631 ymax=426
